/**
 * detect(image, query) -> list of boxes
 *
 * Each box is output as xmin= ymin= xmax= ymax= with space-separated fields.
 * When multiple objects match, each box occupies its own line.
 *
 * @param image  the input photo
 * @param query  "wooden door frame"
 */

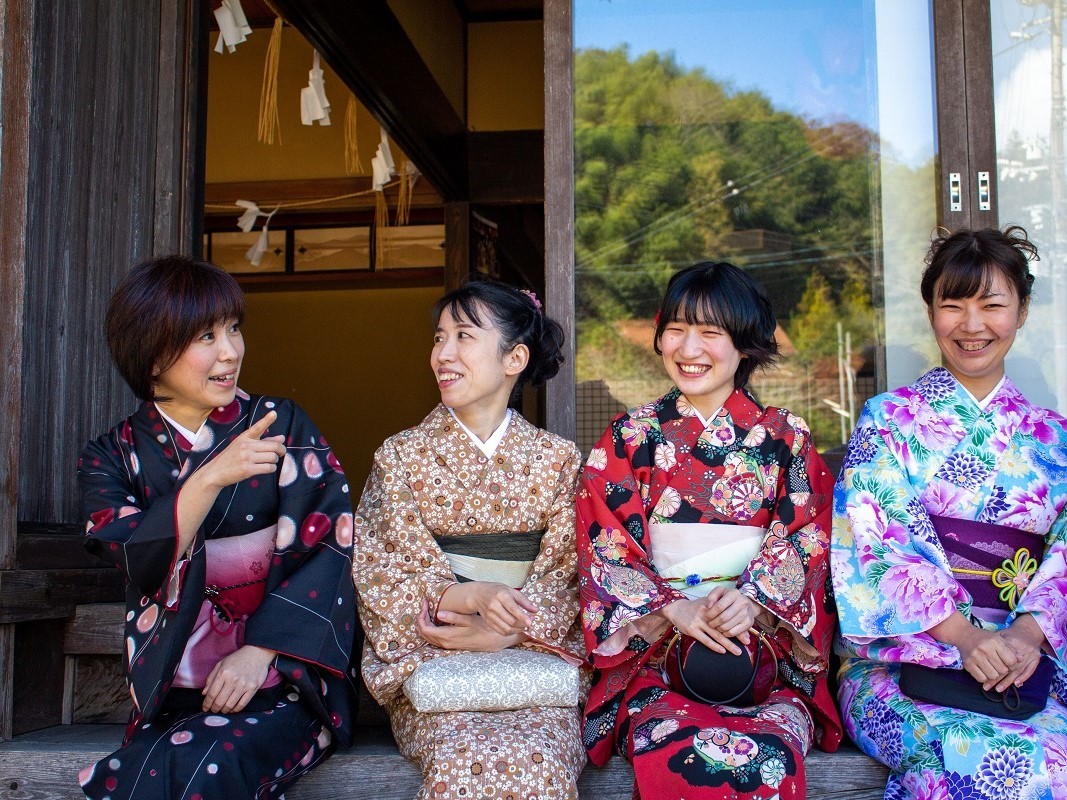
xmin=933 ymin=0 xmax=998 ymax=230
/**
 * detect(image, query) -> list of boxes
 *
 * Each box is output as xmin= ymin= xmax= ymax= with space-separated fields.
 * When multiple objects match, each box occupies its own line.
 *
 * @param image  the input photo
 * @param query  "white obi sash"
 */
xmin=435 ymin=531 xmax=543 ymax=589
xmin=649 ymin=523 xmax=766 ymax=599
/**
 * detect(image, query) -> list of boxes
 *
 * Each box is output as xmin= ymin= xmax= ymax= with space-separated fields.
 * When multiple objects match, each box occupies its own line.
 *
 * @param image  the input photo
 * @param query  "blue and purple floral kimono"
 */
xmin=832 ymin=367 xmax=1067 ymax=799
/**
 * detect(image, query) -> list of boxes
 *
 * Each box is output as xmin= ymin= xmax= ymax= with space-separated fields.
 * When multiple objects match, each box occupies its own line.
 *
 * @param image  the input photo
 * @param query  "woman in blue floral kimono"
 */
xmin=76 ymin=256 xmax=358 ymax=799
xmin=832 ymin=226 xmax=1067 ymax=799
xmin=578 ymin=262 xmax=842 ymax=800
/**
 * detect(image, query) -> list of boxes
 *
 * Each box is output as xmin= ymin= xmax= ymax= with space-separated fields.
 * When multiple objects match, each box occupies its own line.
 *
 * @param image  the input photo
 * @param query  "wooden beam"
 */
xmin=269 ymin=0 xmax=468 ymax=200
xmin=543 ymin=0 xmax=575 ymax=442
xmin=0 ymin=569 xmax=124 ymax=624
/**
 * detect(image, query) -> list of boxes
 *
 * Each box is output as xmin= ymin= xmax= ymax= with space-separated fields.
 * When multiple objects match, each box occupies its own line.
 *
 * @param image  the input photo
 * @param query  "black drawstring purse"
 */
xmin=899 ymin=657 xmax=1056 ymax=721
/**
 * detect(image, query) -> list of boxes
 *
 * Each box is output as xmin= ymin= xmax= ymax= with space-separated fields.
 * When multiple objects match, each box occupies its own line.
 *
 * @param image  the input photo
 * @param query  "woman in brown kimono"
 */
xmin=353 ymin=280 xmax=586 ymax=799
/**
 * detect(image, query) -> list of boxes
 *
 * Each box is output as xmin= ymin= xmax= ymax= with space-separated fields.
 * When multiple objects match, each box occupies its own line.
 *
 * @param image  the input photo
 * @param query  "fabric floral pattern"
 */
xmin=576 ymin=387 xmax=842 ymax=799
xmin=353 ymin=405 xmax=586 ymax=799
xmin=833 ymin=368 xmax=1067 ymax=800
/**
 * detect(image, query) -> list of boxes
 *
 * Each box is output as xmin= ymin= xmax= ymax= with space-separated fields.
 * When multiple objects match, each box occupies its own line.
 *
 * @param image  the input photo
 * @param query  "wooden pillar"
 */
xmin=0 ymin=0 xmax=32 ymax=746
xmin=543 ymin=0 xmax=576 ymax=442
xmin=445 ymin=201 xmax=471 ymax=291
xmin=0 ymin=0 xmax=33 ymax=742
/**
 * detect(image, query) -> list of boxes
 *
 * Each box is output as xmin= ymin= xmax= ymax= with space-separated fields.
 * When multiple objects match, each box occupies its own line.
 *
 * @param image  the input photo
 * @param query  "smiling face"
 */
xmin=929 ymin=269 xmax=1028 ymax=400
xmin=431 ymin=304 xmax=526 ymax=431
xmin=658 ymin=319 xmax=744 ymax=418
xmin=153 ymin=318 xmax=244 ymax=430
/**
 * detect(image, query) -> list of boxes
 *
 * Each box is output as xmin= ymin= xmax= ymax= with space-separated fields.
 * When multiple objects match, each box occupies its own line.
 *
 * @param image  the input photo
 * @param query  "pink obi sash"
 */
xmin=930 ymin=515 xmax=1045 ymax=624
xmin=172 ymin=527 xmax=282 ymax=689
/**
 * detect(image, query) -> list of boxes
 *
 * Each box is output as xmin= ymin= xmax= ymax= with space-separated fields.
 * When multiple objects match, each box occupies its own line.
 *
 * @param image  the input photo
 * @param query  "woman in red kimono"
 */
xmin=76 ymin=256 xmax=359 ymax=800
xmin=577 ymin=261 xmax=841 ymax=799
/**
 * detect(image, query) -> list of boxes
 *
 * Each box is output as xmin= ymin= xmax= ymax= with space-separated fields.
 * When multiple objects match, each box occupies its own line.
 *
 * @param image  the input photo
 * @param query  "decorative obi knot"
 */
xmin=930 ymin=515 xmax=1045 ymax=615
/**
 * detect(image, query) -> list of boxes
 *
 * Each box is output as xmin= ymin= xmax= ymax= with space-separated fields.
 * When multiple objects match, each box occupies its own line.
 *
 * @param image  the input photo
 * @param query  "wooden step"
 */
xmin=0 ymin=724 xmax=889 ymax=800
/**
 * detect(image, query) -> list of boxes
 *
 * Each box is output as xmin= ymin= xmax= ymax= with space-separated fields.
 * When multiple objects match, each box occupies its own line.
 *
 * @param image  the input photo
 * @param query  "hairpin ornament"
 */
xmin=521 ymin=289 xmax=543 ymax=311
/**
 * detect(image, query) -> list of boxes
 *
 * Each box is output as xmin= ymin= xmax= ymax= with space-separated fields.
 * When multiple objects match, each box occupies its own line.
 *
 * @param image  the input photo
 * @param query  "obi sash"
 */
xmin=649 ymin=523 xmax=766 ymax=599
xmin=435 ymin=531 xmax=545 ymax=589
xmin=172 ymin=527 xmax=282 ymax=689
xmin=930 ymin=515 xmax=1046 ymax=623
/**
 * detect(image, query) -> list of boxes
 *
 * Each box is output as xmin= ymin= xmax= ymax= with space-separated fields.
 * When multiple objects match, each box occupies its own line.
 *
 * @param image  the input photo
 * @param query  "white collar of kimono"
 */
xmin=154 ymin=404 xmax=205 ymax=445
xmin=689 ymin=400 xmax=724 ymax=429
xmin=959 ymin=373 xmax=1006 ymax=411
xmin=446 ymin=407 xmax=512 ymax=457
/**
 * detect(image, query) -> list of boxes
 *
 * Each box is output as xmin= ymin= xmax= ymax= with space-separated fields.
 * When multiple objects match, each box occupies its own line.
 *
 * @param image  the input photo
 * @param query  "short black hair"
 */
xmin=106 ymin=255 xmax=245 ymax=401
xmin=653 ymin=261 xmax=778 ymax=387
xmin=432 ymin=277 xmax=565 ymax=395
xmin=922 ymin=225 xmax=1037 ymax=306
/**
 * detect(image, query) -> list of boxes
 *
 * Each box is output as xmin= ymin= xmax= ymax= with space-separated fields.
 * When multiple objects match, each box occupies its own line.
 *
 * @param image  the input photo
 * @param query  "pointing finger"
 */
xmin=245 ymin=410 xmax=278 ymax=440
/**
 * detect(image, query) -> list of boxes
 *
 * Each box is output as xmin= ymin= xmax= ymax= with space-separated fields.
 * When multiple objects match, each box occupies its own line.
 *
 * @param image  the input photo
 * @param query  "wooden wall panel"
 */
xmin=18 ymin=0 xmax=204 ymax=524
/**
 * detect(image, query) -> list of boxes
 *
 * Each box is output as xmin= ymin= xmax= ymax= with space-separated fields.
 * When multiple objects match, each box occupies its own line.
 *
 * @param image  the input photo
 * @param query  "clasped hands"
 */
xmin=964 ymin=617 xmax=1045 ymax=693
xmin=658 ymin=586 xmax=760 ymax=656
xmin=937 ymin=611 xmax=1046 ymax=693
xmin=415 ymin=581 xmax=535 ymax=653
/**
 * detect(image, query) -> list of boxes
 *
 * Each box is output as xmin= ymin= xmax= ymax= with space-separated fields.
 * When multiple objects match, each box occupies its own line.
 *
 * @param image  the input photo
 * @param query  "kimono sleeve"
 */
xmin=831 ymin=399 xmax=968 ymax=667
xmin=517 ymin=441 xmax=583 ymax=658
xmin=576 ymin=417 xmax=685 ymax=667
xmin=78 ymin=423 xmax=186 ymax=601
xmin=1013 ymin=503 xmax=1067 ymax=665
xmin=353 ymin=438 xmax=457 ymax=695
xmin=738 ymin=413 xmax=835 ymax=668
xmin=243 ymin=401 xmax=357 ymax=678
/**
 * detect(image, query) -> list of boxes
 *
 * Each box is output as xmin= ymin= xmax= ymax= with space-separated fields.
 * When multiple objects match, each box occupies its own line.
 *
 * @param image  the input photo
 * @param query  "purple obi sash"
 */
xmin=930 ymin=515 xmax=1045 ymax=622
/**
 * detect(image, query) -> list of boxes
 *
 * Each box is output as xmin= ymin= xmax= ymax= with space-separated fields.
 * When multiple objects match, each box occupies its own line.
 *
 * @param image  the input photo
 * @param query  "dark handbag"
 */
xmin=899 ymin=657 xmax=1056 ymax=721
xmin=664 ymin=627 xmax=778 ymax=707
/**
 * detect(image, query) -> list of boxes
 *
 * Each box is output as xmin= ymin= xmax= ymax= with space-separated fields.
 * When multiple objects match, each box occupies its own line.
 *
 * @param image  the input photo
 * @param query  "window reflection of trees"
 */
xmin=575 ymin=47 xmax=928 ymax=449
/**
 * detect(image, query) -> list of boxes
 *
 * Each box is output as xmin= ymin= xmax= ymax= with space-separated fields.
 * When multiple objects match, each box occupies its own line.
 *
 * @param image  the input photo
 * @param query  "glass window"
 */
xmin=572 ymin=0 xmax=937 ymax=454
xmin=991 ymin=2 xmax=1067 ymax=413
xmin=211 ymin=230 xmax=286 ymax=273
xmin=294 ymin=226 xmax=371 ymax=271
xmin=378 ymin=224 xmax=446 ymax=269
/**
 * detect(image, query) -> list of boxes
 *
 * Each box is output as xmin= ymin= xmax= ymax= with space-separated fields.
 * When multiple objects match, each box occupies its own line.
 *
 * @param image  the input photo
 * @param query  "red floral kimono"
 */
xmin=577 ymin=387 xmax=841 ymax=800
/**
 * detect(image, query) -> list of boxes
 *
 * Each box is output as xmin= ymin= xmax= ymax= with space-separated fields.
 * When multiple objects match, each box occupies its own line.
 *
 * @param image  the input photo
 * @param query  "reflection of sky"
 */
xmin=991 ymin=1 xmax=1058 ymax=149
xmin=575 ymin=0 xmax=935 ymax=166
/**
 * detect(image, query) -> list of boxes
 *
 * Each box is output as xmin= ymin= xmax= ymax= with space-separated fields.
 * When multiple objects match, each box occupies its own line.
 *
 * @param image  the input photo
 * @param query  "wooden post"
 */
xmin=543 ymin=0 xmax=576 ymax=442
xmin=445 ymin=201 xmax=471 ymax=291
xmin=0 ymin=0 xmax=33 ymax=743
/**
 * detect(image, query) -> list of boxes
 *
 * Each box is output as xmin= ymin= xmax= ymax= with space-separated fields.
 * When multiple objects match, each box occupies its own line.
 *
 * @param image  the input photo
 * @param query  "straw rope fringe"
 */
xmin=344 ymin=96 xmax=364 ymax=174
xmin=257 ymin=17 xmax=283 ymax=144
xmin=395 ymin=155 xmax=412 ymax=225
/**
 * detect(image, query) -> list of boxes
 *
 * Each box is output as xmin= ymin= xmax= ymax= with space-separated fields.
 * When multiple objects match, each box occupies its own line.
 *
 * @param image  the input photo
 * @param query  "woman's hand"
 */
xmin=416 ymin=600 xmax=524 ymax=652
xmin=659 ymin=598 xmax=743 ymax=656
xmin=201 ymin=644 xmax=276 ymax=713
xmin=931 ymin=612 xmax=1017 ymax=688
xmin=177 ymin=412 xmax=287 ymax=553
xmin=439 ymin=581 xmax=537 ymax=637
xmin=702 ymin=586 xmax=760 ymax=642
xmin=993 ymin=613 xmax=1047 ymax=691
xmin=195 ymin=411 xmax=287 ymax=492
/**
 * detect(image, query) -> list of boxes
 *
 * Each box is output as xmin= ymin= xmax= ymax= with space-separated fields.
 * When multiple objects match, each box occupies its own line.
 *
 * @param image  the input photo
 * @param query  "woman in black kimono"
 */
xmin=76 ymin=255 xmax=359 ymax=799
